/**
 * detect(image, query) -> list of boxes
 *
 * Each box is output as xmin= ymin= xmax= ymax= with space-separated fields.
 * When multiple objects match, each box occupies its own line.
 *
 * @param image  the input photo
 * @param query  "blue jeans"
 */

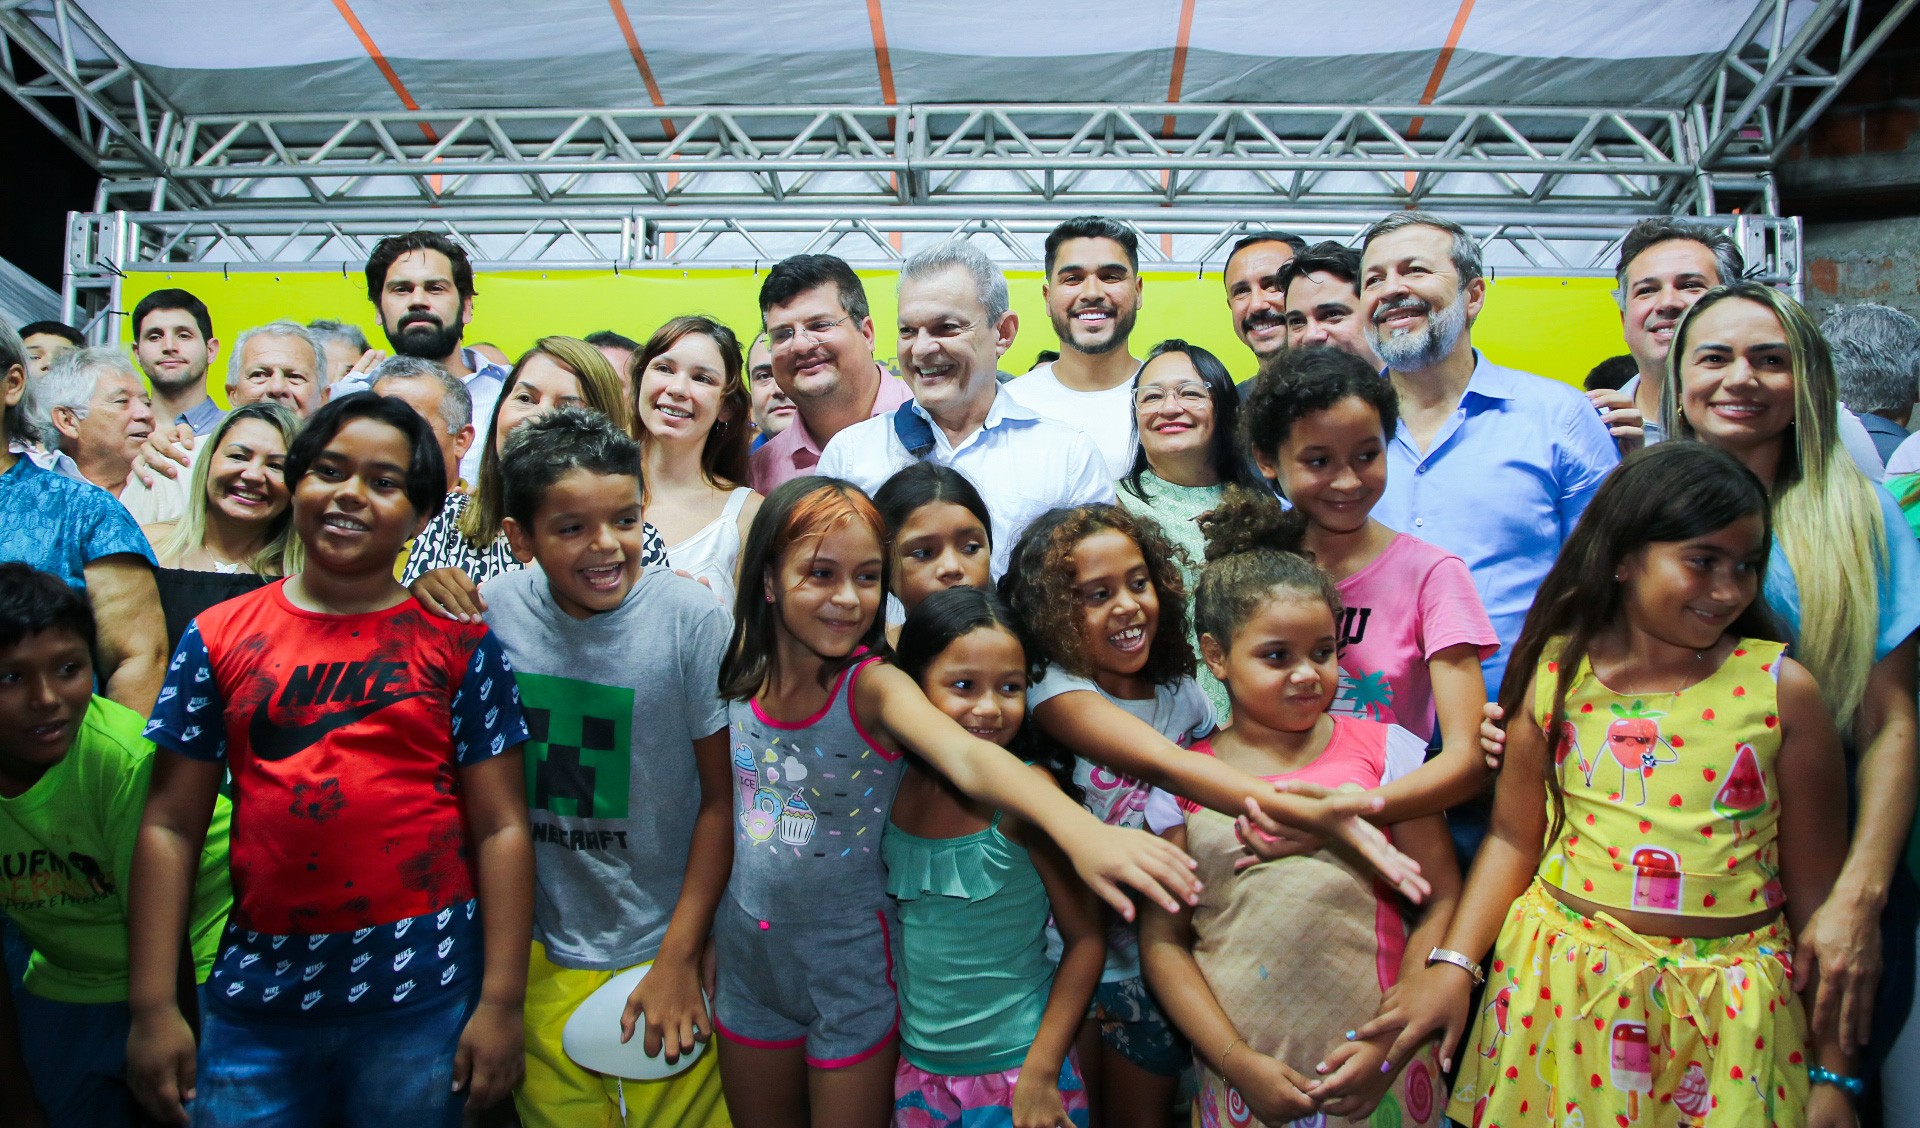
xmin=191 ymin=988 xmax=478 ymax=1128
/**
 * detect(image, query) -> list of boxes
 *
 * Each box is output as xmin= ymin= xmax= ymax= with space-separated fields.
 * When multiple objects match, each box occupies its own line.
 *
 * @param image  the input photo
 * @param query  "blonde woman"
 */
xmin=408 ymin=336 xmax=666 ymax=619
xmin=1665 ymin=281 xmax=1920 ymax=1074
xmin=631 ymin=315 xmax=761 ymax=606
xmin=141 ymin=402 xmax=302 ymax=649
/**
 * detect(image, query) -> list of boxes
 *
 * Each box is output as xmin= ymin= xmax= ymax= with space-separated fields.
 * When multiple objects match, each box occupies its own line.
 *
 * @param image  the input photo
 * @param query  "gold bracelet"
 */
xmin=1219 ymin=1036 xmax=1245 ymax=1072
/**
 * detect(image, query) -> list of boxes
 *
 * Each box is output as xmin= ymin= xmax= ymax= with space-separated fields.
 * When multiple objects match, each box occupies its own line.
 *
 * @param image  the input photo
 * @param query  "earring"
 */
xmin=764 ymin=592 xmax=775 ymax=603
xmin=715 ymin=419 xmax=728 ymax=434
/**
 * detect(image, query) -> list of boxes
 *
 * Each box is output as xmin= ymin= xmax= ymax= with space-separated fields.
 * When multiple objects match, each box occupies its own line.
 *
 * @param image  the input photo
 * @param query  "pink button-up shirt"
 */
xmin=749 ymin=368 xmax=913 ymax=494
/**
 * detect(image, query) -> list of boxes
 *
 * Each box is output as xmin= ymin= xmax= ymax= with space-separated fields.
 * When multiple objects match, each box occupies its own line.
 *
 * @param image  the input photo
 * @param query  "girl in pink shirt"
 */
xmin=1236 ymin=347 xmax=1499 ymax=825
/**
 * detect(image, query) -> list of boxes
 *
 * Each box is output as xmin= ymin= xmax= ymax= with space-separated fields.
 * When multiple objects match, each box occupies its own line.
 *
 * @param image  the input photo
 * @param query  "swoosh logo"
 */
xmin=250 ymin=691 xmax=425 ymax=762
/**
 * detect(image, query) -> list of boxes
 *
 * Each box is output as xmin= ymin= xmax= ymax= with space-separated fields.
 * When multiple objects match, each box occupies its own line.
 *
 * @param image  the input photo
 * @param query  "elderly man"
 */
xmin=750 ymin=254 xmax=912 ymax=493
xmin=1826 ymin=303 xmax=1920 ymax=470
xmin=1361 ymin=211 xmax=1618 ymax=697
xmin=122 ymin=320 xmax=326 ymax=524
xmin=368 ymin=355 xmax=474 ymax=495
xmin=33 ymin=347 xmax=156 ymax=499
xmin=817 ymin=241 xmax=1111 ymax=577
xmin=0 ymin=323 xmax=166 ymax=712
xmin=1275 ymin=241 xmax=1380 ymax=368
xmin=308 ymin=319 xmax=371 ymax=389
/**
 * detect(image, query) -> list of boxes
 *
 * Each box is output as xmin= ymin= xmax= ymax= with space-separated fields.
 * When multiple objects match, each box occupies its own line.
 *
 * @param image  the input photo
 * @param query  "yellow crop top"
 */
xmin=1536 ymin=639 xmax=1786 ymax=919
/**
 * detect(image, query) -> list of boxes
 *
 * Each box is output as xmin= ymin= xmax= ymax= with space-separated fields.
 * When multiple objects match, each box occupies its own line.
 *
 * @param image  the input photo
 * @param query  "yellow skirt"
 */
xmin=1448 ymin=880 xmax=1809 ymax=1128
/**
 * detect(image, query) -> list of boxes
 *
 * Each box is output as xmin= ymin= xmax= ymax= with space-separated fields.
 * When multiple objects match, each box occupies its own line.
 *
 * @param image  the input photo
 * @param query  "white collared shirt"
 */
xmin=817 ymin=387 xmax=1115 ymax=577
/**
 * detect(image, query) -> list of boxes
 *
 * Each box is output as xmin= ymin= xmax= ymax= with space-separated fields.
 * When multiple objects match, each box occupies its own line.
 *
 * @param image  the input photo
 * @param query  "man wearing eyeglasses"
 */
xmin=1005 ymin=216 xmax=1146 ymax=480
xmin=749 ymin=254 xmax=913 ymax=494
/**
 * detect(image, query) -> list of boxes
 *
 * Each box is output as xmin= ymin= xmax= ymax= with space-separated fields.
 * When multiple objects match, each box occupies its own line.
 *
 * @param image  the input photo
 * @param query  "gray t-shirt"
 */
xmin=481 ymin=565 xmax=731 ymax=970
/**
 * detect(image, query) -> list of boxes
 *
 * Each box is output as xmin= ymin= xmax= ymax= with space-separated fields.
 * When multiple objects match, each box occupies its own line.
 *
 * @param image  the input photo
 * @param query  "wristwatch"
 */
xmin=1427 ymin=947 xmax=1485 ymax=986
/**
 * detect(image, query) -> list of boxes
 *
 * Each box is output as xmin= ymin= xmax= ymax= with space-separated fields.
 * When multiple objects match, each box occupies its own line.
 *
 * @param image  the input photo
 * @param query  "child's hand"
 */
xmin=1010 ymin=1064 xmax=1075 ymax=1128
xmin=1064 ymin=823 xmax=1199 ymax=920
xmin=1310 ymin=1030 xmax=1396 ymax=1119
xmin=452 ymin=999 xmax=525 ymax=1108
xmin=1481 ymin=702 xmax=1508 ymax=770
xmin=1351 ymin=962 xmax=1476 ymax=1073
xmin=1806 ymin=1083 xmax=1861 ymax=1128
xmin=1233 ymin=794 xmax=1325 ymax=870
xmin=621 ymin=955 xmax=711 ymax=1063
xmin=127 ymin=1006 xmax=197 ymax=1126
xmin=411 ymin=567 xmax=487 ymax=623
xmin=1228 ymin=1049 xmax=1322 ymax=1125
xmin=1283 ymin=788 xmax=1432 ymax=903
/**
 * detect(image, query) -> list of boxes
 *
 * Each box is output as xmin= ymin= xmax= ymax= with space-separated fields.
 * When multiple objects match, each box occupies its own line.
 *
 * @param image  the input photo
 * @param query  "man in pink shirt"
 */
xmin=750 ymin=254 xmax=912 ymax=493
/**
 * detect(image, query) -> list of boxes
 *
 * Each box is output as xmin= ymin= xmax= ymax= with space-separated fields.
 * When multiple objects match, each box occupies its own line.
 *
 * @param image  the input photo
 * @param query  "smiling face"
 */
xmin=291 ymin=416 xmax=426 ymax=576
xmin=898 ymin=265 xmax=1014 ymax=424
xmin=504 ymin=468 xmax=646 ymax=620
xmin=1201 ymin=592 xmax=1340 ymax=734
xmin=0 ymin=628 xmax=94 ymax=796
xmin=64 ymin=369 xmax=154 ymax=479
xmin=1261 ymin=396 xmax=1388 ymax=535
xmin=1360 ymin=225 xmax=1482 ymax=373
xmin=1617 ymin=513 xmax=1765 ymax=654
xmin=918 ymin=626 xmax=1029 ymax=747
xmin=1678 ymin=298 xmax=1797 ymax=461
xmin=1284 ymin=271 xmax=1377 ymax=365
xmin=134 ymin=308 xmax=214 ymax=394
xmin=765 ymin=283 xmax=876 ymax=406
xmin=495 ymin=354 xmax=587 ymax=454
xmin=891 ymin=501 xmax=991 ymax=613
xmin=205 ymin=416 xmax=290 ymax=528
xmin=229 ymin=333 xmax=320 ymax=417
xmin=1225 ymin=241 xmax=1296 ymax=360
xmin=1621 ymin=239 xmax=1721 ymax=376
xmin=377 ymin=249 xmax=470 ymax=361
xmin=1068 ymin=528 xmax=1160 ymax=696
xmin=1133 ymin=352 xmax=1216 ymax=467
xmin=771 ymin=521 xmax=885 ymax=661
xmin=1045 ymin=237 xmax=1141 ymax=357
xmin=637 ymin=332 xmax=732 ymax=446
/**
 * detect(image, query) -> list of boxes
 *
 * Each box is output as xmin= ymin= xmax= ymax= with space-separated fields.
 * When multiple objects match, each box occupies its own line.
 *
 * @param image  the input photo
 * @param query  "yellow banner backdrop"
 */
xmin=120 ymin=268 xmax=1627 ymax=409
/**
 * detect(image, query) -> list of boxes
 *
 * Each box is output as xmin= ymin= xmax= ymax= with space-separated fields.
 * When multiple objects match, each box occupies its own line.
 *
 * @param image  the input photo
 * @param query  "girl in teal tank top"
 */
xmin=886 ymin=587 xmax=1102 ymax=1128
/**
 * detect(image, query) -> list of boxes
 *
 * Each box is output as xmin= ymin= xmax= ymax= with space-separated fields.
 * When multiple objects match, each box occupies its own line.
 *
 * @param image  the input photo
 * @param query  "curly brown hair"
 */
xmin=998 ymin=504 xmax=1195 ymax=686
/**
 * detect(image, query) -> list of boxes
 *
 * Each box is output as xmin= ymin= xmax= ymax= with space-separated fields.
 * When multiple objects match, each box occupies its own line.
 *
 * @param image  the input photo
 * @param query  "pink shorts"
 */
xmin=892 ymin=1051 xmax=1091 ymax=1127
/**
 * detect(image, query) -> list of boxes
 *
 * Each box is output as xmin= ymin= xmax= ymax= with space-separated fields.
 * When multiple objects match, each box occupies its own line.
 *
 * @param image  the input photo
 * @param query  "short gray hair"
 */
xmin=900 ymin=240 xmax=1011 ymax=323
xmin=370 ymin=354 xmax=473 ymax=430
xmin=1824 ymin=303 xmax=1920 ymax=415
xmin=229 ymin=321 xmax=325 ymax=392
xmin=0 ymin=318 xmax=27 ymax=443
xmin=29 ymin=345 xmax=138 ymax=443
xmin=1613 ymin=217 xmax=1745 ymax=308
xmin=308 ymin=318 xmax=371 ymax=355
xmin=1360 ymin=211 xmax=1484 ymax=286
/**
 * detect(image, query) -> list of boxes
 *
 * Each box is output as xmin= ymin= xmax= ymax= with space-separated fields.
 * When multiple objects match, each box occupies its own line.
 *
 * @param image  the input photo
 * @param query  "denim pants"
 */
xmin=191 ymin=987 xmax=478 ymax=1128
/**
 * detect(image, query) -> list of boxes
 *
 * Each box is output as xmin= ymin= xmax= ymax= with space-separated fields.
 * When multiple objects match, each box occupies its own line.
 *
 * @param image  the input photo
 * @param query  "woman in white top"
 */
xmin=632 ymin=315 xmax=762 ymax=605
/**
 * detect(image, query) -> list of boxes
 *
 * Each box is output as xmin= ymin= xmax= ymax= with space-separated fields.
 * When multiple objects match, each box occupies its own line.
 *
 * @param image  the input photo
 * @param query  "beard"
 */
xmin=1367 ymin=294 xmax=1468 ymax=373
xmin=1050 ymin=304 xmax=1138 ymax=357
xmin=385 ymin=313 xmax=463 ymax=361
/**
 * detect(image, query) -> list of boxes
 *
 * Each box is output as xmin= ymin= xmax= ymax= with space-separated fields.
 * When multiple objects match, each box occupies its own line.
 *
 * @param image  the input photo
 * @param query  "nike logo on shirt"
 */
xmin=249 ymin=689 xmax=426 ymax=761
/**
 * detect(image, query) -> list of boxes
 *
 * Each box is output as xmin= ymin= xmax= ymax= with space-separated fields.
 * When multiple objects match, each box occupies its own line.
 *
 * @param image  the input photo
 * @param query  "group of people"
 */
xmin=1 ymin=208 xmax=1919 ymax=1128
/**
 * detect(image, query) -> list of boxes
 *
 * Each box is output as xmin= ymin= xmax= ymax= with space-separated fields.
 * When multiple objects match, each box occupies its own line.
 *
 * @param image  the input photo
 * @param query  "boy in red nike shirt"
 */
xmin=127 ymin=393 xmax=533 ymax=1128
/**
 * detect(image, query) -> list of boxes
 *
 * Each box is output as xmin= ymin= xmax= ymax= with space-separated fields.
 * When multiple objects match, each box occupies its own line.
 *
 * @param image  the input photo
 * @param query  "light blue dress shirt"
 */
xmin=1374 ymin=353 xmax=1620 ymax=696
xmin=1764 ymin=484 xmax=1920 ymax=664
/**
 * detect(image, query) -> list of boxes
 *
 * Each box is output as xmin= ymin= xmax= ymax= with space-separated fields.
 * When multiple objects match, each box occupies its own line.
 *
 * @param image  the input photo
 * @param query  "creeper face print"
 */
xmin=514 ymin=673 xmax=635 ymax=820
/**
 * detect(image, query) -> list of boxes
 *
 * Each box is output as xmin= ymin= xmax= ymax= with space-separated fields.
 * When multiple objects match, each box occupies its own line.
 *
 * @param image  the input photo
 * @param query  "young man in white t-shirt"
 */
xmin=1006 ymin=217 xmax=1145 ymax=480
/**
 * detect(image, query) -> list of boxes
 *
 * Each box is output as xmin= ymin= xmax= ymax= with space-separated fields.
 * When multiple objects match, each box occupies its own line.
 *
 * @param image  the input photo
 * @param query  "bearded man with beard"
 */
xmin=329 ymin=232 xmax=506 ymax=484
xmin=1358 ymin=211 xmax=1617 ymax=710
xmin=1004 ymin=216 xmax=1147 ymax=479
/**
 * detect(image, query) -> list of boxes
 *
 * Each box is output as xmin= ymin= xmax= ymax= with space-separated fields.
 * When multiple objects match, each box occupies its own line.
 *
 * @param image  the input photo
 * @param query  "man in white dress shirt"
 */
xmin=817 ymin=241 xmax=1113 ymax=577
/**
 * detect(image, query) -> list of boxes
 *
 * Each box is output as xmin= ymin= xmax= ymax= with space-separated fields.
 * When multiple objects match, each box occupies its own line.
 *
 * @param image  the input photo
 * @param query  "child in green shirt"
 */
xmin=0 ymin=563 xmax=231 ymax=1127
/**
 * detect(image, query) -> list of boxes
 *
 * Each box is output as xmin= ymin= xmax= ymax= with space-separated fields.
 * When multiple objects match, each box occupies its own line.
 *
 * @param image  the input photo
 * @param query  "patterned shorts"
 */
xmin=1092 ymin=975 xmax=1190 ymax=1078
xmin=893 ymin=1052 xmax=1091 ymax=1127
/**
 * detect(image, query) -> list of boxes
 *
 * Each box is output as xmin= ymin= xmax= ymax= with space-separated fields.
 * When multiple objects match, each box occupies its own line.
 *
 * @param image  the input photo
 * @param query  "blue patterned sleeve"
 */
xmin=449 ymin=628 xmax=529 ymax=765
xmin=142 ymin=621 xmax=228 ymax=760
xmin=80 ymin=487 xmax=158 ymax=567
xmin=642 ymin=521 xmax=669 ymax=567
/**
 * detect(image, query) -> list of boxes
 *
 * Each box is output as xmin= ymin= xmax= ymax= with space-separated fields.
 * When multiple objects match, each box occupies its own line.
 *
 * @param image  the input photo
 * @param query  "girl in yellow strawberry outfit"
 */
xmin=1364 ymin=444 xmax=1858 ymax=1128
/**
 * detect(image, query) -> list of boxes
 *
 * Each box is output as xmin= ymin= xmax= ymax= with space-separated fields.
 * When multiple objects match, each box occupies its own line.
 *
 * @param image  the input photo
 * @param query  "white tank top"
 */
xmin=666 ymin=487 xmax=750 ymax=607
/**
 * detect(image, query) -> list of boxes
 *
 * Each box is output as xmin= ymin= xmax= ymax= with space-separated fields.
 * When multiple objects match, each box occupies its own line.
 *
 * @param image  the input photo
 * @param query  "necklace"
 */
xmin=1599 ymin=649 xmax=1710 ymax=697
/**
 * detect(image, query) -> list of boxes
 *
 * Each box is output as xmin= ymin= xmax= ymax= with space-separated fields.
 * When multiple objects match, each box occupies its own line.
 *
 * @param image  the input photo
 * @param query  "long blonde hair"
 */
xmin=1663 ymin=283 xmax=1886 ymax=728
xmin=457 ymin=336 xmax=632 ymax=548
xmin=159 ymin=402 xmax=304 ymax=576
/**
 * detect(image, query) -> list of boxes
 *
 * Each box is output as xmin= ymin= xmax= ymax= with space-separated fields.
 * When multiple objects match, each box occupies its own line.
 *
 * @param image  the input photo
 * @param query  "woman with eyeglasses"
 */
xmin=1117 ymin=339 xmax=1262 ymax=719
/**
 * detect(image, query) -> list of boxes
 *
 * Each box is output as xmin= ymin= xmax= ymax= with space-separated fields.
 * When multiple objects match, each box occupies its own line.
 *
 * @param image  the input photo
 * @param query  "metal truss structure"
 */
xmin=0 ymin=0 xmax=1899 ymax=329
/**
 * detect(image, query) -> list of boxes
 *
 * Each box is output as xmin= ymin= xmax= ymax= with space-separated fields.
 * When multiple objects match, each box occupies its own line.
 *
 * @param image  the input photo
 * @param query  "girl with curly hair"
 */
xmin=999 ymin=504 xmax=1430 ymax=1128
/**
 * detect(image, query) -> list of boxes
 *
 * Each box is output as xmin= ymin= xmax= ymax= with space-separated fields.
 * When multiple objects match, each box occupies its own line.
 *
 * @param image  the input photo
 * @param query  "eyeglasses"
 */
xmin=768 ymin=315 xmax=853 ymax=350
xmin=1134 ymin=382 xmax=1212 ymax=411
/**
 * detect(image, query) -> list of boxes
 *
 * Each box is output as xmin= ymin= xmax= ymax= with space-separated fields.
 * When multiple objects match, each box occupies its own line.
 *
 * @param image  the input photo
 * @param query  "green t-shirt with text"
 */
xmin=0 ymin=695 xmax=232 ymax=1002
